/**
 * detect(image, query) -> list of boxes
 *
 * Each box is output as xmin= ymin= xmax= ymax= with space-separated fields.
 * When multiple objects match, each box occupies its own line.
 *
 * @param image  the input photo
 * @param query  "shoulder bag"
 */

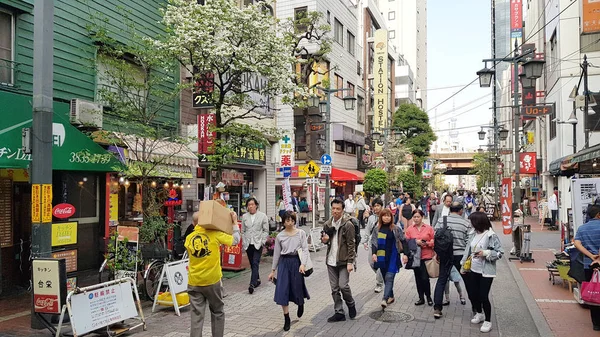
xmin=463 ymin=232 xmax=487 ymax=272
xmin=425 ymin=257 xmax=440 ymax=278
xmin=297 ymin=232 xmax=313 ymax=277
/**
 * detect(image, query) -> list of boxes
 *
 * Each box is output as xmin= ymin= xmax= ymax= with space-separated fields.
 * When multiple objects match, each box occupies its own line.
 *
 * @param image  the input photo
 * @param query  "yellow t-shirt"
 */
xmin=185 ymin=225 xmax=234 ymax=287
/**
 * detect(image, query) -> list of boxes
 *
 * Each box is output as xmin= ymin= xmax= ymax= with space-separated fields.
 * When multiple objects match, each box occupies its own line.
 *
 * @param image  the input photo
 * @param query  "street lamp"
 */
xmin=477 ymin=67 xmax=495 ymax=88
xmin=478 ymin=128 xmax=487 ymax=141
xmin=519 ymin=72 xmax=535 ymax=89
xmin=308 ymin=88 xmax=356 ymax=221
xmin=522 ymin=58 xmax=545 ymax=79
xmin=556 ymin=110 xmax=578 ymax=154
xmin=499 ymin=127 xmax=509 ymax=141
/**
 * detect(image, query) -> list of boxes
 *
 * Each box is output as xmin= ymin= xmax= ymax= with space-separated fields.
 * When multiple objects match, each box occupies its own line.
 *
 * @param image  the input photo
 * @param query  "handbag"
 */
xmin=581 ymin=269 xmax=600 ymax=304
xmin=405 ymin=239 xmax=421 ymax=269
xmin=297 ymin=248 xmax=313 ymax=277
xmin=425 ymin=258 xmax=440 ymax=278
xmin=463 ymin=232 xmax=487 ymax=272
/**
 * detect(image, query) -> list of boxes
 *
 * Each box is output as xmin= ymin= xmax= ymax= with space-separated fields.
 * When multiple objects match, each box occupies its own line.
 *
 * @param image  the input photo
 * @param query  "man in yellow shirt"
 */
xmin=185 ymin=208 xmax=240 ymax=337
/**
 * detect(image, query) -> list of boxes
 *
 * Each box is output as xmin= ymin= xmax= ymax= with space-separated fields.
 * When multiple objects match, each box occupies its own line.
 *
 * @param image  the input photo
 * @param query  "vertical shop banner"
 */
xmin=278 ymin=133 xmax=295 ymax=168
xmin=192 ymin=71 xmax=215 ymax=108
xmin=510 ymin=0 xmax=523 ymax=59
xmin=198 ymin=114 xmax=216 ymax=155
xmin=519 ymin=152 xmax=537 ymax=174
xmin=32 ymin=259 xmax=66 ymax=314
xmin=31 ymin=184 xmax=41 ymax=223
xmin=583 ymin=0 xmax=600 ymax=34
xmin=501 ymin=178 xmax=513 ymax=235
xmin=42 ymin=184 xmax=52 ymax=223
xmin=373 ymin=29 xmax=388 ymax=151
xmin=282 ymin=178 xmax=293 ymax=212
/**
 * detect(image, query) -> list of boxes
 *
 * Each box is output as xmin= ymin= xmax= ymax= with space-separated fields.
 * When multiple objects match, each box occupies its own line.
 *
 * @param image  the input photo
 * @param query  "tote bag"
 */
xmin=581 ymin=270 xmax=600 ymax=304
xmin=425 ymin=258 xmax=440 ymax=278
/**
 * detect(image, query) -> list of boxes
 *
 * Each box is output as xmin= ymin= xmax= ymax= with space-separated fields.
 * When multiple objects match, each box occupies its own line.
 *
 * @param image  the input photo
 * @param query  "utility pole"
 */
xmin=324 ymin=90 xmax=332 ymax=221
xmin=31 ymin=0 xmax=54 ymax=329
xmin=491 ymin=0 xmax=499 ymax=213
xmin=583 ymin=55 xmax=590 ymax=148
xmin=512 ymin=43 xmax=521 ymax=216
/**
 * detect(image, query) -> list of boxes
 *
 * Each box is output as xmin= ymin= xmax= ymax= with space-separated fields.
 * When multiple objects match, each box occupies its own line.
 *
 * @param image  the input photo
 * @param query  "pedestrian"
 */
xmin=431 ymin=194 xmax=453 ymax=227
xmin=370 ymin=208 xmax=409 ymax=309
xmin=574 ymin=204 xmax=600 ymax=331
xmin=421 ymin=192 xmax=429 ymax=218
xmin=443 ymin=266 xmax=466 ymax=306
xmin=344 ymin=194 xmax=356 ymax=217
xmin=267 ymin=211 xmax=310 ymax=331
xmin=433 ymin=201 xmax=472 ymax=319
xmin=241 ymin=198 xmax=269 ymax=294
xmin=428 ymin=192 xmax=438 ymax=224
xmin=363 ymin=198 xmax=385 ymax=293
xmin=321 ymin=199 xmax=357 ymax=322
xmin=356 ymin=193 xmax=368 ymax=229
xmin=277 ymin=196 xmax=286 ymax=231
xmin=185 ymin=208 xmax=240 ymax=337
xmin=548 ymin=186 xmax=559 ymax=227
xmin=460 ymin=212 xmax=503 ymax=333
xmin=405 ymin=209 xmax=434 ymax=306
xmin=291 ymin=191 xmax=300 ymax=213
xmin=299 ymin=197 xmax=309 ymax=227
xmin=399 ymin=196 xmax=416 ymax=229
xmin=465 ymin=192 xmax=476 ymax=217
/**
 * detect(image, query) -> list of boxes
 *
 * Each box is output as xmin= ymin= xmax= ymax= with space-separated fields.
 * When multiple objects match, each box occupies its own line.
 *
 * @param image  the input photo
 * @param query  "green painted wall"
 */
xmin=0 ymin=0 xmax=179 ymax=128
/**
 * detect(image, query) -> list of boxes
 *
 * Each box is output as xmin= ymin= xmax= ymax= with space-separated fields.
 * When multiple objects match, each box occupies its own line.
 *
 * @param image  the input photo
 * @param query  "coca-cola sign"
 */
xmin=34 ymin=294 xmax=59 ymax=313
xmin=53 ymin=203 xmax=76 ymax=219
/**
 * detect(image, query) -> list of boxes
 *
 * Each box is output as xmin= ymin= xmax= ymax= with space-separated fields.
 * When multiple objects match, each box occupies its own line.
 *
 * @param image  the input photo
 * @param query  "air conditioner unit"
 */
xmin=70 ymin=99 xmax=103 ymax=129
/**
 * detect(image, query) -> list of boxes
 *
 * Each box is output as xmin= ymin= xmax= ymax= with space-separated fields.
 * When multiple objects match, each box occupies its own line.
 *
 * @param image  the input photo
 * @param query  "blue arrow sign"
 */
xmin=282 ymin=167 xmax=292 ymax=178
xmin=320 ymin=154 xmax=332 ymax=165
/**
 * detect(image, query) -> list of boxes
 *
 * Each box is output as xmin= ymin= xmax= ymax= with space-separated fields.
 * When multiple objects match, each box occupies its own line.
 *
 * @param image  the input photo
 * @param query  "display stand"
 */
xmin=55 ymin=277 xmax=145 ymax=337
xmin=151 ymin=259 xmax=190 ymax=316
xmin=309 ymin=227 xmax=325 ymax=252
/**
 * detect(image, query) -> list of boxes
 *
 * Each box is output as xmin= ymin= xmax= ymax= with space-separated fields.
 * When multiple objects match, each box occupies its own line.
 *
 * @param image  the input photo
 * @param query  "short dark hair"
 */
xmin=281 ymin=211 xmax=296 ymax=223
xmin=553 ymin=186 xmax=558 ymax=191
xmin=372 ymin=198 xmax=384 ymax=207
xmin=470 ymin=212 xmax=492 ymax=232
xmin=444 ymin=194 xmax=454 ymax=202
xmin=588 ymin=204 xmax=600 ymax=219
xmin=412 ymin=209 xmax=425 ymax=217
xmin=331 ymin=198 xmax=344 ymax=209
xmin=476 ymin=206 xmax=486 ymax=213
xmin=449 ymin=201 xmax=463 ymax=213
xmin=246 ymin=197 xmax=259 ymax=207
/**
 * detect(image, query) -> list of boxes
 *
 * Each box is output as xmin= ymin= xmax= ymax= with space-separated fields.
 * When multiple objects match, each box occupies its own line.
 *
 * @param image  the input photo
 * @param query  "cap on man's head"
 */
xmin=450 ymin=201 xmax=464 ymax=213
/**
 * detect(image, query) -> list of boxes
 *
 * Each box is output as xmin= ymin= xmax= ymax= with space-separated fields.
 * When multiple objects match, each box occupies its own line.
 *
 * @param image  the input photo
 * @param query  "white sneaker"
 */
xmin=381 ymin=300 xmax=387 ymax=309
xmin=374 ymin=285 xmax=383 ymax=293
xmin=480 ymin=321 xmax=492 ymax=333
xmin=471 ymin=313 xmax=485 ymax=324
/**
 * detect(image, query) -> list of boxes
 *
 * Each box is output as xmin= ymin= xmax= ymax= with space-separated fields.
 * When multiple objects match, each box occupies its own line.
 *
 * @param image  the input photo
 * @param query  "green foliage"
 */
xmin=106 ymin=234 xmax=141 ymax=273
xmin=469 ymin=153 xmax=495 ymax=191
xmin=392 ymin=104 xmax=437 ymax=172
xmin=397 ymin=170 xmax=422 ymax=198
xmin=139 ymin=216 xmax=171 ymax=244
xmin=363 ymin=169 xmax=389 ymax=197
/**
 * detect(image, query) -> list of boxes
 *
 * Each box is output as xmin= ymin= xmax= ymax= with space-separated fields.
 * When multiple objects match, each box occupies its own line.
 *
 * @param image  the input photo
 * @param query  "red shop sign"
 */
xmin=519 ymin=152 xmax=537 ymax=174
xmin=52 ymin=203 xmax=76 ymax=219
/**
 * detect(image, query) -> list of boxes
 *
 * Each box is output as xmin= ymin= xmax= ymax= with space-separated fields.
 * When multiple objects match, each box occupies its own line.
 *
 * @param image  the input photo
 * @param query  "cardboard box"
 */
xmin=196 ymin=200 xmax=234 ymax=234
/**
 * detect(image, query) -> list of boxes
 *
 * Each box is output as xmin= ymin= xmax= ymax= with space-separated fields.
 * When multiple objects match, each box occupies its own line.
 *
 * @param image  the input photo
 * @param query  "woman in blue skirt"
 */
xmin=268 ymin=211 xmax=310 ymax=331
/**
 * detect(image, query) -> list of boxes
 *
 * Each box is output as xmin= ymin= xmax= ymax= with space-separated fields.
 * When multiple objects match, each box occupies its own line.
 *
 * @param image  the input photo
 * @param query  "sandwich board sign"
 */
xmin=152 ymin=259 xmax=190 ymax=316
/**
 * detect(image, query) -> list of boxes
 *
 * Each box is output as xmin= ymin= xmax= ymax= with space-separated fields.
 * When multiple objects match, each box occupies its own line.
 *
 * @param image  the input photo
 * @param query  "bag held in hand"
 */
xmin=582 ymin=269 xmax=600 ymax=304
xmin=425 ymin=258 xmax=440 ymax=278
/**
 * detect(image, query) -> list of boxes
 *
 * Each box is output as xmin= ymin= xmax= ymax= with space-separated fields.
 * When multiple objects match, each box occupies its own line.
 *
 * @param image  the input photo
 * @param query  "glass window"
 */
xmin=334 ymin=19 xmax=344 ymax=46
xmin=334 ymin=74 xmax=343 ymax=98
xmin=346 ymin=143 xmax=356 ymax=155
xmin=335 ymin=141 xmax=345 ymax=152
xmin=550 ymin=108 xmax=557 ymax=140
xmin=347 ymin=82 xmax=355 ymax=97
xmin=357 ymin=95 xmax=365 ymax=124
xmin=96 ymin=54 xmax=147 ymax=106
xmin=389 ymin=30 xmax=395 ymax=39
xmin=347 ymin=31 xmax=355 ymax=55
xmin=294 ymin=7 xmax=308 ymax=32
xmin=0 ymin=10 xmax=14 ymax=85
xmin=56 ymin=172 xmax=98 ymax=219
xmin=388 ymin=11 xmax=395 ymax=20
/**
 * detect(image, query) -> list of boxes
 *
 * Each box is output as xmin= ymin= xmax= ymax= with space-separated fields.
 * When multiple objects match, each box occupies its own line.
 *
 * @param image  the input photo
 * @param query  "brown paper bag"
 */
xmin=196 ymin=200 xmax=234 ymax=234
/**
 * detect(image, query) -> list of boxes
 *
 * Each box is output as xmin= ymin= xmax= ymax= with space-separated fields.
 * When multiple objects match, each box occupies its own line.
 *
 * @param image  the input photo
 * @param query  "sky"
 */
xmin=427 ymin=0 xmax=493 ymax=151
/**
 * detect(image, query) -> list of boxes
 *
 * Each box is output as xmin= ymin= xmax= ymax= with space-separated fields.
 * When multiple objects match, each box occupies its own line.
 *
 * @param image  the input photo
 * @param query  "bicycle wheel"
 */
xmin=144 ymin=261 xmax=168 ymax=301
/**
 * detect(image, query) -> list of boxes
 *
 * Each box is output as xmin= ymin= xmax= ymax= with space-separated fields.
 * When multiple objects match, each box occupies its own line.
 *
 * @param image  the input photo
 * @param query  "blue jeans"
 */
xmin=383 ymin=272 xmax=396 ymax=300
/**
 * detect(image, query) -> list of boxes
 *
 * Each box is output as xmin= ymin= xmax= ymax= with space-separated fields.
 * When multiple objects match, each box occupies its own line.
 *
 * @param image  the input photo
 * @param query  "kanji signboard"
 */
xmin=278 ymin=133 xmax=294 ymax=168
xmin=32 ymin=259 xmax=66 ymax=314
xmin=501 ymin=178 xmax=513 ymax=235
xmin=304 ymin=161 xmax=320 ymax=178
xmin=42 ymin=184 xmax=52 ymax=223
xmin=519 ymin=152 xmax=537 ymax=174
xmin=32 ymin=184 xmax=41 ymax=223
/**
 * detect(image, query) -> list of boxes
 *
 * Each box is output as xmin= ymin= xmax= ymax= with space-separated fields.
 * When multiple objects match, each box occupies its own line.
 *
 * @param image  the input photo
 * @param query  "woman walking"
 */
xmin=268 ymin=211 xmax=310 ymax=331
xmin=371 ymin=208 xmax=409 ymax=308
xmin=428 ymin=192 xmax=438 ymax=225
xmin=461 ymin=212 xmax=504 ymax=333
xmin=399 ymin=196 xmax=416 ymax=229
xmin=405 ymin=209 xmax=435 ymax=306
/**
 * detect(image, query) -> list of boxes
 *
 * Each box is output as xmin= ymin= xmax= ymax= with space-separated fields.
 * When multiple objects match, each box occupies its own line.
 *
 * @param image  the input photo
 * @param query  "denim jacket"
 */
xmin=460 ymin=229 xmax=504 ymax=278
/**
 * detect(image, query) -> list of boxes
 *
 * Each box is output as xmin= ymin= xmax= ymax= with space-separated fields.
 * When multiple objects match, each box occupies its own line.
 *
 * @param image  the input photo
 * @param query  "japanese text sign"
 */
xmin=192 ymin=72 xmax=215 ymax=108
xmin=198 ymin=114 xmax=216 ymax=155
xmin=511 ymin=0 xmax=523 ymax=31
xmin=520 ymin=152 xmax=537 ymax=174
xmin=583 ymin=0 xmax=600 ymax=34
xmin=51 ymin=222 xmax=78 ymax=247
xmin=32 ymin=259 xmax=66 ymax=314
xmin=522 ymin=104 xmax=554 ymax=117
xmin=42 ymin=184 xmax=52 ymax=223
xmin=501 ymin=178 xmax=513 ymax=235
xmin=32 ymin=184 xmax=41 ymax=223
xmin=278 ymin=133 xmax=294 ymax=168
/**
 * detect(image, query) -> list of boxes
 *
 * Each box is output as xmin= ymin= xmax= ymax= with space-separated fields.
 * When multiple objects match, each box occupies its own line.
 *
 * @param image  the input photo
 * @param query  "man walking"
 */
xmin=433 ymin=202 xmax=472 ymax=319
xmin=574 ymin=204 xmax=600 ymax=331
xmin=431 ymin=194 xmax=454 ymax=227
xmin=356 ymin=194 xmax=368 ymax=229
xmin=344 ymin=194 xmax=356 ymax=217
xmin=321 ymin=199 xmax=357 ymax=322
xmin=241 ymin=198 xmax=269 ymax=294
xmin=363 ymin=198 xmax=385 ymax=293
xmin=549 ymin=186 xmax=559 ymax=227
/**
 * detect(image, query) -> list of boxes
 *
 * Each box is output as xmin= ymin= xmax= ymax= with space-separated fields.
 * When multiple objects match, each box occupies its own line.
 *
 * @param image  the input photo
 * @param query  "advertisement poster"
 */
xmin=41 ymin=184 xmax=52 ymax=223
xmin=51 ymin=222 xmax=78 ymax=247
xmin=571 ymin=178 xmax=600 ymax=235
xmin=501 ymin=178 xmax=513 ymax=235
xmin=583 ymin=0 xmax=600 ymax=34
xmin=519 ymin=152 xmax=537 ymax=174
xmin=282 ymin=178 xmax=293 ymax=211
xmin=51 ymin=249 xmax=78 ymax=273
xmin=32 ymin=259 xmax=64 ymax=314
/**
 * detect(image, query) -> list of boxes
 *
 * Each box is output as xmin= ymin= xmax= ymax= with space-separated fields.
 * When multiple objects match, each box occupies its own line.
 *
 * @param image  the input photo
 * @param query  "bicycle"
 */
xmin=143 ymin=247 xmax=188 ymax=302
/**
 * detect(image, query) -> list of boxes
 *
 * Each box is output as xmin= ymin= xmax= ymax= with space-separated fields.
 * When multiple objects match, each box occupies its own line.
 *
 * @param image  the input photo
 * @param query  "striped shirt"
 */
xmin=575 ymin=219 xmax=600 ymax=268
xmin=435 ymin=213 xmax=472 ymax=256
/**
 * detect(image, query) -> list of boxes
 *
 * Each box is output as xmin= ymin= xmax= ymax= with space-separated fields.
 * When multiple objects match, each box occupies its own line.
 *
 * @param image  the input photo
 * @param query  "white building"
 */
xmin=378 ymin=0 xmax=427 ymax=110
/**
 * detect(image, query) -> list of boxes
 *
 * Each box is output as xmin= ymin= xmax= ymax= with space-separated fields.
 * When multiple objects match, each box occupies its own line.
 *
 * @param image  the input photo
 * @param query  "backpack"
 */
xmin=434 ymin=216 xmax=454 ymax=259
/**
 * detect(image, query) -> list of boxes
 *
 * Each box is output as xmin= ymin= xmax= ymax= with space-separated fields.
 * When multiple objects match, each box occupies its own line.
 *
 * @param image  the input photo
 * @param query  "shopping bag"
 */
xmin=425 ymin=258 xmax=440 ymax=278
xmin=581 ymin=270 xmax=600 ymax=304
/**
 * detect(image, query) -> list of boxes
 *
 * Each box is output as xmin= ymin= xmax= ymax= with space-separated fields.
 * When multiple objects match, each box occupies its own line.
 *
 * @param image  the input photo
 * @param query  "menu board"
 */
xmin=0 ymin=179 xmax=12 ymax=247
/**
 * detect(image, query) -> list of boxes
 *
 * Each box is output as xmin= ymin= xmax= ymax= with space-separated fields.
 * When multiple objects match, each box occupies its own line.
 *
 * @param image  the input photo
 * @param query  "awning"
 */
xmin=573 ymin=143 xmax=600 ymax=164
xmin=330 ymin=168 xmax=365 ymax=182
xmin=0 ymin=93 xmax=124 ymax=172
xmin=548 ymin=155 xmax=577 ymax=176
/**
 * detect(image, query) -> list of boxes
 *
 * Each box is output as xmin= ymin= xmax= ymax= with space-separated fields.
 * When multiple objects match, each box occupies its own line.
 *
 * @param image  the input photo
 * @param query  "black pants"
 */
xmin=585 ymin=269 xmax=600 ymax=327
xmin=434 ymin=255 xmax=467 ymax=310
xmin=429 ymin=211 xmax=435 ymax=225
xmin=551 ymin=210 xmax=558 ymax=227
xmin=466 ymin=271 xmax=494 ymax=321
xmin=413 ymin=259 xmax=431 ymax=300
xmin=246 ymin=245 xmax=262 ymax=287
xmin=358 ymin=210 xmax=365 ymax=228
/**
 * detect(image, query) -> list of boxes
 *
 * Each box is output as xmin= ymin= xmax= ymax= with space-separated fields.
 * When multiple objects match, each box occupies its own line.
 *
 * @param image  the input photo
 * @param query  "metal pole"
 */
xmin=312 ymin=182 xmax=316 ymax=229
xmin=324 ymin=89 xmax=332 ymax=221
xmin=513 ymin=48 xmax=521 ymax=216
xmin=31 ymin=0 xmax=54 ymax=329
xmin=583 ymin=54 xmax=590 ymax=149
xmin=573 ymin=122 xmax=577 ymax=154
xmin=491 ymin=0 xmax=499 ymax=213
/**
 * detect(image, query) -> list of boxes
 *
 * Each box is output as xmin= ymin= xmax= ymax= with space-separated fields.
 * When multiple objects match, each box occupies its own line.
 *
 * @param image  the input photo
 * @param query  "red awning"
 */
xmin=330 ymin=168 xmax=365 ymax=181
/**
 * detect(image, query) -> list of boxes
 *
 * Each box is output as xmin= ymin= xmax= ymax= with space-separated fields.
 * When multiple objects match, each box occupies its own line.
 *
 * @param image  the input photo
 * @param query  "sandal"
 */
xmin=414 ymin=299 xmax=425 ymax=306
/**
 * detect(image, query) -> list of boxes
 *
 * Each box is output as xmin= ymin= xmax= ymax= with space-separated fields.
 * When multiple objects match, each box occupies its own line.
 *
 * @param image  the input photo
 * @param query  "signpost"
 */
xmin=320 ymin=154 xmax=332 ymax=165
xmin=320 ymin=165 xmax=332 ymax=175
xmin=521 ymin=104 xmax=554 ymax=117
xmin=304 ymin=160 xmax=320 ymax=177
xmin=152 ymin=259 xmax=191 ymax=316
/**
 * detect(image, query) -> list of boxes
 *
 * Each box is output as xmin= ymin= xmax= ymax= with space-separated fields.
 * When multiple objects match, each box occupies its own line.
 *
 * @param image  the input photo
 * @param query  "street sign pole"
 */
xmin=324 ymin=90 xmax=332 ymax=221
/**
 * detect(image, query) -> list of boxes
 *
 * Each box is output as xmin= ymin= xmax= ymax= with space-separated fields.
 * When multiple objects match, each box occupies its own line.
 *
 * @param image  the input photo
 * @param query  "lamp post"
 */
xmin=566 ymin=55 xmax=597 ymax=149
xmin=476 ymin=125 xmax=508 ymax=214
xmin=309 ymin=89 xmax=356 ymax=221
xmin=556 ymin=111 xmax=578 ymax=154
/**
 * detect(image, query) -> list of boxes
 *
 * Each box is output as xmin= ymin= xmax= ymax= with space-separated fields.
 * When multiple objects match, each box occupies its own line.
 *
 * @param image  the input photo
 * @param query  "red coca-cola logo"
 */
xmin=53 ymin=203 xmax=76 ymax=219
xmin=34 ymin=294 xmax=59 ymax=313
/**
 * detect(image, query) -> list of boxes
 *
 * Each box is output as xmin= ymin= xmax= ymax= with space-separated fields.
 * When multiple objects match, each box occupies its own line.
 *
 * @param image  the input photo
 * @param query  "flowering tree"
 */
xmin=156 ymin=0 xmax=296 ymax=169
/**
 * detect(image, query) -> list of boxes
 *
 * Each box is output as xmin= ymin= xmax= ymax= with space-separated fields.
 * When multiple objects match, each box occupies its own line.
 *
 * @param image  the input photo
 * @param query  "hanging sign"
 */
xmin=519 ymin=152 xmax=537 ymax=174
xmin=501 ymin=178 xmax=513 ymax=235
xmin=522 ymin=104 xmax=554 ymax=117
xmin=278 ymin=133 xmax=295 ymax=168
xmin=51 ymin=222 xmax=78 ymax=247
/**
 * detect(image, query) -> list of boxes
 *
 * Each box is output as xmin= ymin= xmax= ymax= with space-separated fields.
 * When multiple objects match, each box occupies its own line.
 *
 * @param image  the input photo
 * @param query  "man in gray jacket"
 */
xmin=362 ymin=198 xmax=384 ymax=293
xmin=241 ymin=198 xmax=269 ymax=294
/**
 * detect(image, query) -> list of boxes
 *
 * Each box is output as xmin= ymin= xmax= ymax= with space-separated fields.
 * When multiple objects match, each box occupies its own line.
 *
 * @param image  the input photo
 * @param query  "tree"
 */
xmin=397 ymin=170 xmax=422 ymax=198
xmin=363 ymin=169 xmax=389 ymax=197
xmin=391 ymin=104 xmax=437 ymax=173
xmin=156 ymin=0 xmax=297 ymax=169
xmin=469 ymin=152 xmax=495 ymax=191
